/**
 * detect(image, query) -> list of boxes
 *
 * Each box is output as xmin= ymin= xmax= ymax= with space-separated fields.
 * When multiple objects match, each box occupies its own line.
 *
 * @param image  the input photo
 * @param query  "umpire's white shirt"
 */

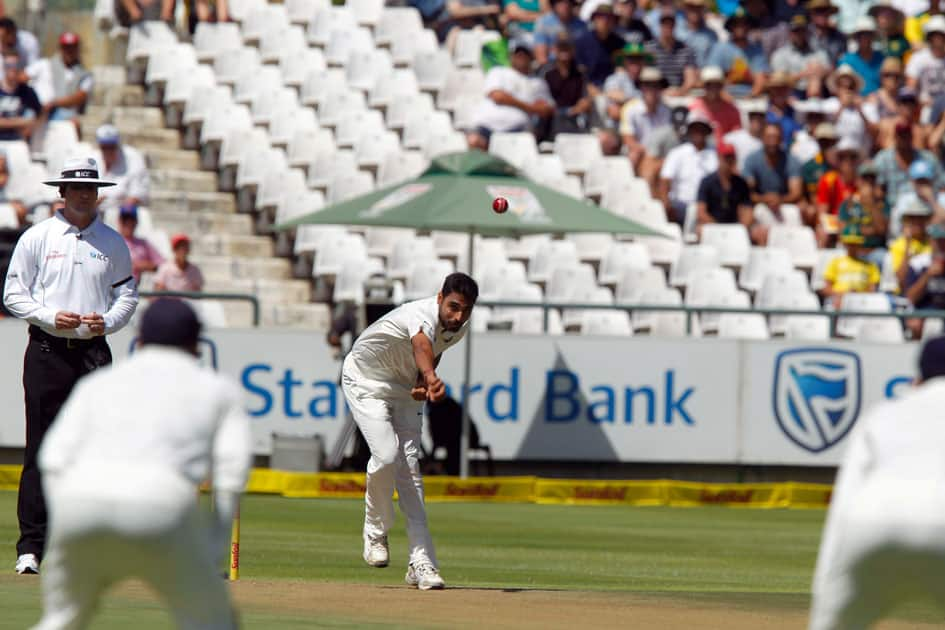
xmin=38 ymin=346 xmax=252 ymax=496
xmin=345 ymin=296 xmax=467 ymax=400
xmin=3 ymin=211 xmax=138 ymax=338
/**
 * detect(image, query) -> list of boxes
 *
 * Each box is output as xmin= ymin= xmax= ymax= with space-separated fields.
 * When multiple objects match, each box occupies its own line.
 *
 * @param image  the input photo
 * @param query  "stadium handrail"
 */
xmin=477 ymin=300 xmax=945 ymax=335
xmin=140 ymin=291 xmax=261 ymax=327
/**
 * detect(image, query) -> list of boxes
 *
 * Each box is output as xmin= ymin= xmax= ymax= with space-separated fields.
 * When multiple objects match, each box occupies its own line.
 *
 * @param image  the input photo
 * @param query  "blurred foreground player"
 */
xmin=341 ymin=272 xmax=478 ymax=590
xmin=810 ymin=336 xmax=945 ymax=629
xmin=32 ymin=299 xmax=251 ymax=630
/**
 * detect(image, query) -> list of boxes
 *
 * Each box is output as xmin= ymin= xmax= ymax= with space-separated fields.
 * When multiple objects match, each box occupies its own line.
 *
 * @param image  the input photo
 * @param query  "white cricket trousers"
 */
xmin=33 ymin=466 xmax=235 ymax=630
xmin=810 ymin=478 xmax=945 ymax=630
xmin=341 ymin=362 xmax=436 ymax=568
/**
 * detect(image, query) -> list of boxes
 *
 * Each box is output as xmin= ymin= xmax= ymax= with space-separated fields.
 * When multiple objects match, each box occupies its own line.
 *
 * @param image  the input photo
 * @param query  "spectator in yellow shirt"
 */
xmin=890 ymin=199 xmax=934 ymax=291
xmin=905 ymin=0 xmax=941 ymax=46
xmin=821 ymin=224 xmax=882 ymax=308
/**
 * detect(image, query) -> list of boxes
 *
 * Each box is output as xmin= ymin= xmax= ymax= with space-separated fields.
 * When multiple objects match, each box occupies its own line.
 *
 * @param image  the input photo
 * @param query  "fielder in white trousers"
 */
xmin=810 ymin=339 xmax=945 ymax=629
xmin=31 ymin=299 xmax=252 ymax=630
xmin=339 ymin=275 xmax=478 ymax=590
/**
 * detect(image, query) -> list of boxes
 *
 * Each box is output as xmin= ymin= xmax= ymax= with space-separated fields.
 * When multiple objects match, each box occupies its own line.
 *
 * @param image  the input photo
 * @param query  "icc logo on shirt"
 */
xmin=772 ymin=348 xmax=862 ymax=453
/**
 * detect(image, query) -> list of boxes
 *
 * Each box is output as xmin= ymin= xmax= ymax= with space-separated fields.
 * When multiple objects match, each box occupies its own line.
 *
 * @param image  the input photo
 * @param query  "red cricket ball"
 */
xmin=492 ymin=197 xmax=509 ymax=214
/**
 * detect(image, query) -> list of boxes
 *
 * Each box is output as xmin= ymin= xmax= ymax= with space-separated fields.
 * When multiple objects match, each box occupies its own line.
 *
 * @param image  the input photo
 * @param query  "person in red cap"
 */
xmin=154 ymin=234 xmax=204 ymax=293
xmin=696 ymin=142 xmax=756 ymax=241
xmin=25 ymin=31 xmax=92 ymax=127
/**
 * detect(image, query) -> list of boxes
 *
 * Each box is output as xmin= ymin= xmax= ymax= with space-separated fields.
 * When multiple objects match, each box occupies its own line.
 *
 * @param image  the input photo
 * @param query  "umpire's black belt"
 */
xmin=28 ymin=325 xmax=106 ymax=350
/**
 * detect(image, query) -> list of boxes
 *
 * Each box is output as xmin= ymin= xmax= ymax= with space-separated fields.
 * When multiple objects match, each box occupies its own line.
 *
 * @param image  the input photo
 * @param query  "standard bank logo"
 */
xmin=772 ymin=348 xmax=862 ymax=453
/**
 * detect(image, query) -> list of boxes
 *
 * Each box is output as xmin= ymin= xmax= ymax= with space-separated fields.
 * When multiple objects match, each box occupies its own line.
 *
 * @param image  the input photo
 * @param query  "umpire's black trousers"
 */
xmin=17 ymin=326 xmax=112 ymax=560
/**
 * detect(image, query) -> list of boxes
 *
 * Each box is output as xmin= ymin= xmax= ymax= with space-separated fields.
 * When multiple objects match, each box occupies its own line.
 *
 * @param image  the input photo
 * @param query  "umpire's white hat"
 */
xmin=43 ymin=156 xmax=116 ymax=187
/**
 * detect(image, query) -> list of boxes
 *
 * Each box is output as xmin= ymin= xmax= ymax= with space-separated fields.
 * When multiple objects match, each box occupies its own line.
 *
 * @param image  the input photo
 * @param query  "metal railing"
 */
xmin=477 ymin=300 xmax=945 ymax=336
xmin=140 ymin=291 xmax=261 ymax=327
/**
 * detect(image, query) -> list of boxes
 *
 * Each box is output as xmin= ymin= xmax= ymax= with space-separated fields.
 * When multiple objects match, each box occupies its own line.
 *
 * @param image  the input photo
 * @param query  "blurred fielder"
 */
xmin=810 ymin=337 xmax=945 ymax=629
xmin=33 ymin=299 xmax=252 ymax=630
xmin=341 ymin=272 xmax=478 ymax=590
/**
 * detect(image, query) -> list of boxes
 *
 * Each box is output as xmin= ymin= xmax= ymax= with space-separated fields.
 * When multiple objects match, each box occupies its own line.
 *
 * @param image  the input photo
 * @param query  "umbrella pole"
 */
xmin=459 ymin=230 xmax=474 ymax=479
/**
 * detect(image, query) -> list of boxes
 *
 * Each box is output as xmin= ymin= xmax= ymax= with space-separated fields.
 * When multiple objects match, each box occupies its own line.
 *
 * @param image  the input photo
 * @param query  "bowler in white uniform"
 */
xmin=810 ymin=337 xmax=945 ymax=629
xmin=32 ymin=299 xmax=252 ymax=630
xmin=342 ymin=272 xmax=478 ymax=590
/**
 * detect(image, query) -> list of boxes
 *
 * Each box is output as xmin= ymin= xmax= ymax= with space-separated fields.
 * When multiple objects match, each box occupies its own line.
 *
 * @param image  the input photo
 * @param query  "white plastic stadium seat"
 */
xmin=615 ymin=266 xmax=667 ymax=304
xmin=581 ymin=309 xmax=633 ymax=336
xmin=335 ymin=109 xmax=386 ymax=149
xmin=386 ymin=91 xmax=435 ymax=132
xmin=568 ymin=233 xmax=616 ymax=265
xmin=738 ymin=247 xmax=794 ymax=293
xmin=509 ymin=307 xmax=564 ymax=335
xmin=489 ymin=132 xmax=539 ymax=170
xmin=584 ymin=156 xmax=634 ymax=199
xmin=527 ymin=240 xmax=580 ymax=285
xmin=269 ymin=108 xmax=319 ymax=150
xmin=478 ymin=261 xmax=528 ymax=301
xmin=389 ymin=28 xmax=438 ymax=67
xmin=280 ymin=49 xmax=328 ymax=91
xmin=355 ymin=131 xmax=401 ymax=171
xmin=346 ymin=49 xmax=394 ymax=93
xmin=490 ymin=281 xmax=543 ymax=326
xmin=598 ymin=242 xmax=651 ymax=286
xmin=700 ymin=223 xmax=751 ymax=268
xmin=768 ymin=225 xmax=819 ymax=269
xmin=288 ymin=128 xmax=335 ymax=171
xmin=260 ymin=24 xmax=307 ymax=65
xmin=421 ymin=131 xmax=467 ymax=159
xmin=213 ymin=47 xmax=260 ymax=87
xmin=333 ymin=257 xmax=385 ymax=304
xmin=313 ymin=233 xmax=368 ymax=278
xmin=328 ymin=171 xmax=375 ymax=204
xmin=404 ymin=259 xmax=456 ymax=301
xmin=286 ymin=0 xmax=330 ymax=25
xmin=669 ymin=244 xmax=720 ymax=289
xmin=403 ymin=110 xmax=453 ymax=151
xmin=553 ymin=133 xmax=603 ymax=175
xmin=413 ymin=50 xmax=453 ymax=93
xmin=301 ymin=69 xmax=349 ymax=108
xmin=784 ymin=315 xmax=832 ymax=341
xmin=836 ymin=292 xmax=892 ymax=338
xmin=365 ymin=227 xmax=415 ymax=260
xmin=241 ymin=4 xmax=289 ymax=46
xmin=718 ymin=313 xmax=770 ymax=340
xmin=546 ymin=263 xmax=597 ymax=304
xmin=369 ymin=69 xmax=420 ymax=109
xmin=307 ymin=6 xmax=358 ymax=48
xmin=388 ymin=236 xmax=438 ymax=281
xmin=632 ymin=222 xmax=682 ymax=268
xmin=855 ymin=317 xmax=905 ymax=343
xmin=317 ymin=89 xmax=368 ymax=129
xmin=453 ymin=29 xmax=500 ymax=68
xmin=437 ymin=68 xmax=485 ymax=113
xmin=377 ymin=151 xmax=428 ymax=187
xmin=374 ymin=7 xmax=424 ymax=48
xmin=325 ymin=27 xmax=374 ymax=68
xmin=307 ymin=149 xmax=358 ymax=192
xmin=563 ymin=285 xmax=613 ymax=331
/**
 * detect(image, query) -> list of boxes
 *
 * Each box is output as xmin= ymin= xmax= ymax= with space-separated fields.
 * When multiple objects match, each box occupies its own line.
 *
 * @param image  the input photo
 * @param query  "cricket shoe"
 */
xmin=363 ymin=534 xmax=389 ymax=568
xmin=15 ymin=554 xmax=39 ymax=575
xmin=405 ymin=562 xmax=445 ymax=590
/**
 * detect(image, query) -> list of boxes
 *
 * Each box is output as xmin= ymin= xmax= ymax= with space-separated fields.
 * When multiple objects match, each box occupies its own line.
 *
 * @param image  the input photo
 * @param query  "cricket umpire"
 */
xmin=2 ymin=156 xmax=138 ymax=575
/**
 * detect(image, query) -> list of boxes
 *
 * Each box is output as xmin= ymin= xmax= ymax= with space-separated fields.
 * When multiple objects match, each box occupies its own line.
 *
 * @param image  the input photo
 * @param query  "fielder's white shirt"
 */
xmin=346 ymin=296 xmax=468 ymax=399
xmin=660 ymin=142 xmax=719 ymax=208
xmin=2 ymin=211 xmax=138 ymax=338
xmin=38 ymin=346 xmax=253 ymax=494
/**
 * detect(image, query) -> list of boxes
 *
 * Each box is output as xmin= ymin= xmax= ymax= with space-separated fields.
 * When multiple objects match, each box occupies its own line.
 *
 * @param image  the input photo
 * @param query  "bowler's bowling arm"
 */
xmin=411 ymin=332 xmax=440 ymax=383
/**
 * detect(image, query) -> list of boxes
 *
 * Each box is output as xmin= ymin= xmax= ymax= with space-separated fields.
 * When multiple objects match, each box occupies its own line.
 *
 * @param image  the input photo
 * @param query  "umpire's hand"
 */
xmin=80 ymin=312 xmax=105 ymax=335
xmin=55 ymin=311 xmax=81 ymax=329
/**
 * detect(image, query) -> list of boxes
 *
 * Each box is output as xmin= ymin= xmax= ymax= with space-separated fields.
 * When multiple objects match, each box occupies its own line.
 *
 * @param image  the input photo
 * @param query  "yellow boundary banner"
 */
xmin=0 ymin=466 xmax=832 ymax=508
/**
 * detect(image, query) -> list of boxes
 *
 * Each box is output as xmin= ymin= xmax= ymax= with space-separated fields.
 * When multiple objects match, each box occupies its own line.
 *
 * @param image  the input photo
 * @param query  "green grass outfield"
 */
xmin=0 ymin=490 xmax=940 ymax=628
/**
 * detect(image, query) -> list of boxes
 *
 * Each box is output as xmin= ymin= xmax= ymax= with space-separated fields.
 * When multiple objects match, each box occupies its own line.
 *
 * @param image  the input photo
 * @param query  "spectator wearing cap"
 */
xmin=705 ymin=8 xmax=769 ymax=99
xmin=540 ymin=36 xmax=592 ymax=136
xmin=118 ymin=205 xmax=164 ymax=285
xmin=688 ymin=66 xmax=741 ymax=146
xmin=723 ymin=101 xmax=765 ymax=172
xmin=828 ymin=65 xmax=876 ymax=154
xmin=0 ymin=17 xmax=39 ymax=67
xmin=743 ymin=123 xmax=806 ymax=224
xmin=696 ymin=143 xmax=756 ymax=241
xmin=821 ymin=223 xmax=882 ymax=308
xmin=816 ymin=138 xmax=862 ymax=220
xmin=765 ymin=72 xmax=802 ymax=147
xmin=906 ymin=15 xmax=945 ymax=106
xmin=117 ymin=0 xmax=175 ymax=26
xmin=790 ymin=100 xmax=829 ymax=164
xmin=869 ymin=1 xmax=910 ymax=61
xmin=468 ymin=40 xmax=554 ymax=150
xmin=26 ymin=32 xmax=92 ymax=127
xmin=154 ymin=234 xmax=204 ymax=293
xmin=836 ymin=162 xmax=890 ymax=264
xmin=534 ymin=0 xmax=588 ymax=64
xmin=644 ymin=10 xmax=698 ymax=96
xmin=602 ymin=43 xmax=649 ymax=127
xmin=675 ymin=0 xmax=717 ymax=65
xmin=95 ymin=124 xmax=150 ymax=212
xmin=659 ymin=112 xmax=717 ymax=224
xmin=619 ymin=66 xmax=671 ymax=172
xmin=837 ymin=17 xmax=885 ymax=96
xmin=614 ymin=0 xmax=652 ymax=45
xmin=801 ymin=122 xmax=839 ymax=203
xmin=808 ymin=0 xmax=847 ymax=67
xmin=771 ymin=15 xmax=832 ymax=99
xmin=889 ymin=200 xmax=933 ymax=292
xmin=905 ymin=222 xmax=945 ymax=336
xmin=0 ymin=50 xmax=40 ymax=142
xmin=891 ymin=160 xmax=945 ymax=238
xmin=574 ymin=4 xmax=625 ymax=90
xmin=874 ymin=124 xmax=945 ymax=211
xmin=643 ymin=0 xmax=682 ymax=36
xmin=865 ymin=57 xmax=905 ymax=125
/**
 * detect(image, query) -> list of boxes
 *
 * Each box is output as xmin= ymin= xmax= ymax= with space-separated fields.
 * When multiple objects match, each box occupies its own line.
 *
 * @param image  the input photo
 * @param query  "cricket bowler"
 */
xmin=341 ymin=272 xmax=478 ymax=590
xmin=32 ymin=299 xmax=252 ymax=629
xmin=810 ymin=336 xmax=945 ymax=629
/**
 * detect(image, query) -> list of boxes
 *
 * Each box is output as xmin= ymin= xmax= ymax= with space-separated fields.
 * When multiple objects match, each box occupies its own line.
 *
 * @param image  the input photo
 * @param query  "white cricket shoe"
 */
xmin=363 ymin=534 xmax=389 ymax=568
xmin=405 ymin=562 xmax=445 ymax=590
xmin=15 ymin=554 xmax=39 ymax=575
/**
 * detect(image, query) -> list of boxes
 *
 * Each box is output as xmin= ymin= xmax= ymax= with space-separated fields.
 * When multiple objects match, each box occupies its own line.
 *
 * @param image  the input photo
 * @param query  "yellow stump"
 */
xmin=229 ymin=502 xmax=240 ymax=581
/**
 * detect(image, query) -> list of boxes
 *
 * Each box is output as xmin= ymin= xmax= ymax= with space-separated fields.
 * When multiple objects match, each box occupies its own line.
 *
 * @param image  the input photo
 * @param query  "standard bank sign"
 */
xmin=772 ymin=348 xmax=862 ymax=454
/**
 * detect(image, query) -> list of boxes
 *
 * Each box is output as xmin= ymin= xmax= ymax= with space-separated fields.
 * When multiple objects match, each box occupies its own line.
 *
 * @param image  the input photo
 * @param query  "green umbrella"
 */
xmin=279 ymin=150 xmax=662 ymax=477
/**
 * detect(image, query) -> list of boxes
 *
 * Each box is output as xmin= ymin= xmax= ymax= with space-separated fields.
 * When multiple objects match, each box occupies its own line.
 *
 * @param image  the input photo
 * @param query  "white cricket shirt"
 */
xmin=3 ymin=211 xmax=138 ymax=338
xmin=346 ymin=296 xmax=468 ymax=399
xmin=38 ymin=346 xmax=252 ymax=494
xmin=660 ymin=142 xmax=719 ymax=207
